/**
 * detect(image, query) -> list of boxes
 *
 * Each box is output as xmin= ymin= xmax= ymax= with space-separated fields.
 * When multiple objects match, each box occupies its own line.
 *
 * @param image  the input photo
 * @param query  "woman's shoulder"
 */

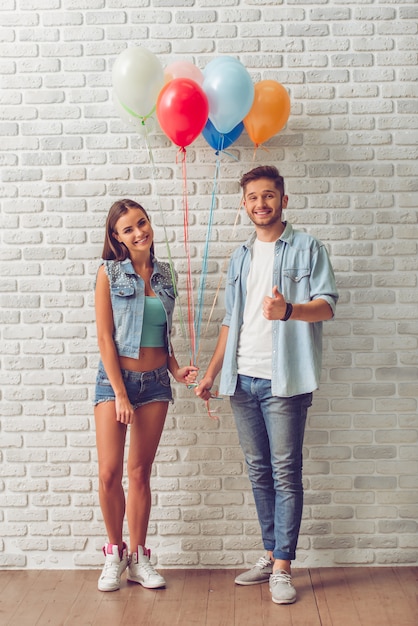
xmin=153 ymin=258 xmax=176 ymax=283
xmin=100 ymin=259 xmax=135 ymax=284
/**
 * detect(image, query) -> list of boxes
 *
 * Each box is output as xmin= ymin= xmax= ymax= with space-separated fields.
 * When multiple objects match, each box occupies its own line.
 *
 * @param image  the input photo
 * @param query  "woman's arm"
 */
xmin=95 ymin=265 xmax=134 ymax=424
xmin=167 ymin=350 xmax=198 ymax=384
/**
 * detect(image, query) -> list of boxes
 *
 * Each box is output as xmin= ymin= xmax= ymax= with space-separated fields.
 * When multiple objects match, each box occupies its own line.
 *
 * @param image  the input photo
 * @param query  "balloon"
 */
xmin=204 ymin=56 xmax=242 ymax=74
xmin=164 ymin=60 xmax=204 ymax=86
xmin=156 ymin=78 xmax=209 ymax=148
xmin=203 ymin=58 xmax=254 ymax=135
xmin=202 ymin=118 xmax=243 ymax=152
xmin=112 ymin=46 xmax=165 ymax=118
xmin=113 ymin=91 xmax=157 ymax=136
xmin=243 ymin=80 xmax=291 ymax=146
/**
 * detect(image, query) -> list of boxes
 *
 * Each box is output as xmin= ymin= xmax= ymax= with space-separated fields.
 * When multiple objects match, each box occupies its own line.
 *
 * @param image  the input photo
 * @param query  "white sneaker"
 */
xmin=127 ymin=546 xmax=166 ymax=589
xmin=98 ymin=542 xmax=128 ymax=592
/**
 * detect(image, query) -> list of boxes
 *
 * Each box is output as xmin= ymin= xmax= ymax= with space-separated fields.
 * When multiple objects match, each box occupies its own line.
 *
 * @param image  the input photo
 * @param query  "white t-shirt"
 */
xmin=237 ymin=238 xmax=275 ymax=379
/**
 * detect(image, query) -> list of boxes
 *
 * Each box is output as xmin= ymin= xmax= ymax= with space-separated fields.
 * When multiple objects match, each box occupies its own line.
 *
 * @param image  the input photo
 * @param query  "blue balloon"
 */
xmin=204 ymin=56 xmax=241 ymax=75
xmin=203 ymin=59 xmax=254 ymax=134
xmin=202 ymin=119 xmax=244 ymax=152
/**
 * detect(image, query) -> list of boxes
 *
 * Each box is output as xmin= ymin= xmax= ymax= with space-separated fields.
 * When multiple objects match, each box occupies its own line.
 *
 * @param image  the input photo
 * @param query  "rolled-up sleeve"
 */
xmin=310 ymin=244 xmax=339 ymax=316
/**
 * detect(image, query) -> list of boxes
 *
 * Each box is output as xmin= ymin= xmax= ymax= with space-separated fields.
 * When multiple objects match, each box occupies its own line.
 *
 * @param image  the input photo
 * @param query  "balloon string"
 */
xmin=141 ymin=127 xmax=190 ymax=358
xmin=119 ymin=99 xmax=156 ymax=122
xmin=194 ymin=147 xmax=222 ymax=362
xmin=252 ymin=143 xmax=270 ymax=161
xmin=218 ymin=149 xmax=239 ymax=161
xmin=177 ymin=147 xmax=197 ymax=366
xmin=200 ymin=195 xmax=244 ymax=349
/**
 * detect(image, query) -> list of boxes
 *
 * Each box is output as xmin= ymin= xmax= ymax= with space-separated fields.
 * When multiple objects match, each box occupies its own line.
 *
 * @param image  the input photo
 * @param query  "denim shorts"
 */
xmin=94 ymin=361 xmax=173 ymax=410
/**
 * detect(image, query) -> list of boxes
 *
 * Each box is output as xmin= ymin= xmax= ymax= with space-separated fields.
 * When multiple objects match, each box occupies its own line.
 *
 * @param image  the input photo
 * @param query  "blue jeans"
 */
xmin=230 ymin=375 xmax=312 ymax=561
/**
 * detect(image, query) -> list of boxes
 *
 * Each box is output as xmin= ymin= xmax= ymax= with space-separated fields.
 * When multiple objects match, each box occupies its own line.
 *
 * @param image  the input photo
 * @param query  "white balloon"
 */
xmin=112 ymin=46 xmax=164 ymax=118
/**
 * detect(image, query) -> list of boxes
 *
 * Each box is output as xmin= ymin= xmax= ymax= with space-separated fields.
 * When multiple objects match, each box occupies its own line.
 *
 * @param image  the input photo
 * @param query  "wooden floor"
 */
xmin=0 ymin=567 xmax=417 ymax=625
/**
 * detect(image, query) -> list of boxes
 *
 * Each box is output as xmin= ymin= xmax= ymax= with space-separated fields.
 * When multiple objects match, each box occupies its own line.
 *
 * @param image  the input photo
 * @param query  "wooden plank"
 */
xmin=311 ymin=567 xmax=361 ymax=626
xmin=234 ymin=571 xmax=265 ymax=626
xmin=87 ymin=575 xmax=132 ymax=626
xmin=0 ymin=571 xmax=38 ymax=625
xmin=287 ymin=568 xmax=322 ymax=626
xmin=63 ymin=571 xmax=105 ymax=626
xmin=369 ymin=567 xmax=418 ymax=626
xmin=392 ymin=566 xmax=418 ymax=614
xmin=6 ymin=570 xmax=65 ymax=626
xmin=171 ymin=569 xmax=211 ymax=626
xmin=342 ymin=567 xmax=394 ymax=626
xmin=206 ymin=569 xmax=235 ymax=626
xmin=33 ymin=571 xmax=88 ymax=626
xmin=309 ymin=568 xmax=334 ymax=626
xmin=130 ymin=569 xmax=185 ymax=626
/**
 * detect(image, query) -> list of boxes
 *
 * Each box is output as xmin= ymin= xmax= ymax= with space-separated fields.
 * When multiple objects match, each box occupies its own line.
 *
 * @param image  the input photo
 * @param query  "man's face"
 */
xmin=243 ymin=178 xmax=288 ymax=229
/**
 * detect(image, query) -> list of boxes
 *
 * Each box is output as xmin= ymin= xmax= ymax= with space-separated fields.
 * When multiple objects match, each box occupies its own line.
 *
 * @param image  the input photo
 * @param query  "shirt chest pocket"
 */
xmin=282 ymin=268 xmax=310 ymax=302
xmin=111 ymin=284 xmax=135 ymax=313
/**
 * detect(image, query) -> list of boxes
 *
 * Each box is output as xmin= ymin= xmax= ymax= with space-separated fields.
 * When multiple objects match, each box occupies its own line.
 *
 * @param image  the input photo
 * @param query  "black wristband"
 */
xmin=280 ymin=302 xmax=293 ymax=321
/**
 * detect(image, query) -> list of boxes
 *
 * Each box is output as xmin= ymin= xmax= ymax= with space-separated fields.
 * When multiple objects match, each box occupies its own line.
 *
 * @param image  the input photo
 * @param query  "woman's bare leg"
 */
xmin=127 ymin=401 xmax=168 ymax=551
xmin=95 ymin=401 xmax=127 ymax=550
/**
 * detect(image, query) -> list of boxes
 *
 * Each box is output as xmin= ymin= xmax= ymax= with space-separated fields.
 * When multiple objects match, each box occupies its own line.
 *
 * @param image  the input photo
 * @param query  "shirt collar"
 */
xmin=243 ymin=221 xmax=294 ymax=249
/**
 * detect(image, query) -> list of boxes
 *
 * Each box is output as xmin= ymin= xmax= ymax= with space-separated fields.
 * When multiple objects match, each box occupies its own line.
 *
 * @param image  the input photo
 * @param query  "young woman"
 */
xmin=94 ymin=199 xmax=196 ymax=592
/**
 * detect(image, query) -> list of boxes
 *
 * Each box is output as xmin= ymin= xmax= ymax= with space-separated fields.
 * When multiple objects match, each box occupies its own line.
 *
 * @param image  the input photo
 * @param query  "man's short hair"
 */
xmin=239 ymin=165 xmax=285 ymax=196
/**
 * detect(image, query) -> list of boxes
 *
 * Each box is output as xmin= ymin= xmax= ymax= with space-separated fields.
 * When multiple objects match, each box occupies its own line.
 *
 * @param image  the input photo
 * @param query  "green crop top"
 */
xmin=140 ymin=296 xmax=167 ymax=348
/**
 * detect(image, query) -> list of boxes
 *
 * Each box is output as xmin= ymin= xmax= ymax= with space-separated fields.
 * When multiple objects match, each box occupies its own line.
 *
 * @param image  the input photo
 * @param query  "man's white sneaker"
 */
xmin=98 ymin=542 xmax=128 ymax=592
xmin=127 ymin=546 xmax=166 ymax=589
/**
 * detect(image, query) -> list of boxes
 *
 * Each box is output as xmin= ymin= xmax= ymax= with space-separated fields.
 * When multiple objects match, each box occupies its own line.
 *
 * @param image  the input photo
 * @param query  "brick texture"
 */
xmin=0 ymin=1 xmax=417 ymax=569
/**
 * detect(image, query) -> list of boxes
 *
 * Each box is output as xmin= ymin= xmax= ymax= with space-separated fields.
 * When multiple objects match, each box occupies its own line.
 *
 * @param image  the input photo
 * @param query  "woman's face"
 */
xmin=113 ymin=207 xmax=154 ymax=256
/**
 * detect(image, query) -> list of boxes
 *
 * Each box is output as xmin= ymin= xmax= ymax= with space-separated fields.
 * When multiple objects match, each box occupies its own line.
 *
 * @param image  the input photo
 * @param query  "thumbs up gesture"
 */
xmin=263 ymin=286 xmax=287 ymax=320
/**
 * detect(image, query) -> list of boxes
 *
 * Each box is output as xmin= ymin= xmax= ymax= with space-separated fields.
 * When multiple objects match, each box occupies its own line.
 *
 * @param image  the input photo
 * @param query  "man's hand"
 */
xmin=194 ymin=374 xmax=215 ymax=402
xmin=263 ymin=286 xmax=286 ymax=320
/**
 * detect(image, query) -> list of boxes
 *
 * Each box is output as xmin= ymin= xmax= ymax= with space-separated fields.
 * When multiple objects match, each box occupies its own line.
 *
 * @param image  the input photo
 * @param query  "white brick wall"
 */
xmin=1 ymin=1 xmax=417 ymax=569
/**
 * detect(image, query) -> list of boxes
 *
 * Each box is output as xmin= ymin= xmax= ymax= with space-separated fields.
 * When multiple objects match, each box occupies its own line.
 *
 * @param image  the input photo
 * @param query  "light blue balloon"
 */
xmin=203 ymin=56 xmax=241 ymax=76
xmin=203 ymin=59 xmax=254 ymax=135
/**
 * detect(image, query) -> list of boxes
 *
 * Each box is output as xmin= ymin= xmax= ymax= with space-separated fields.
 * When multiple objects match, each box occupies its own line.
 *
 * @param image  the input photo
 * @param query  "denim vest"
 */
xmin=100 ymin=257 xmax=176 ymax=359
xmin=219 ymin=223 xmax=339 ymax=398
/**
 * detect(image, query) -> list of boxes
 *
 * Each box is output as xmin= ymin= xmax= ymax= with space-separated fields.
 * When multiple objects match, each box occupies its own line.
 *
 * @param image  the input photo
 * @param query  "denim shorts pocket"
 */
xmin=96 ymin=363 xmax=112 ymax=386
xmin=158 ymin=367 xmax=171 ymax=388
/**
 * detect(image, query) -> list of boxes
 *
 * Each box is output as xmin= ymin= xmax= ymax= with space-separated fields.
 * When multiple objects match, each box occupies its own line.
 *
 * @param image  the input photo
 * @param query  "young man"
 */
xmin=195 ymin=165 xmax=338 ymax=604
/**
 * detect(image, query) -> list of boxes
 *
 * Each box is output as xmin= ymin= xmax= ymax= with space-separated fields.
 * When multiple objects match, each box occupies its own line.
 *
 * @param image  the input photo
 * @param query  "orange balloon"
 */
xmin=243 ymin=80 xmax=291 ymax=146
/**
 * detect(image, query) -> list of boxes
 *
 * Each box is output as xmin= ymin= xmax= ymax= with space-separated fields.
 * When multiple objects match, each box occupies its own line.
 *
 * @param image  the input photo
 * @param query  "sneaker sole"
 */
xmin=127 ymin=576 xmax=165 ymax=589
xmin=271 ymin=596 xmax=297 ymax=605
xmin=98 ymin=582 xmax=121 ymax=592
xmin=235 ymin=578 xmax=271 ymax=586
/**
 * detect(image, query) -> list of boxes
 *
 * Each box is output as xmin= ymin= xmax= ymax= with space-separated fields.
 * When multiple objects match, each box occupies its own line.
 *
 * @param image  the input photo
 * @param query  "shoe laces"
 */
xmin=270 ymin=570 xmax=292 ymax=585
xmin=255 ymin=555 xmax=273 ymax=569
xmin=137 ymin=555 xmax=157 ymax=577
xmin=102 ymin=557 xmax=120 ymax=579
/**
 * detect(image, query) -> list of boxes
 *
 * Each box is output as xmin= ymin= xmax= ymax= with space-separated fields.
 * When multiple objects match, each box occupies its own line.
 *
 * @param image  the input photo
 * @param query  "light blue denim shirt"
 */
xmin=100 ymin=257 xmax=176 ymax=359
xmin=219 ymin=222 xmax=339 ymax=398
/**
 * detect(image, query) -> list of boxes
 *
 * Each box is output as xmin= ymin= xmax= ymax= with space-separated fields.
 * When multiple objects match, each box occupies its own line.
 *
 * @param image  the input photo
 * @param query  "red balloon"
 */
xmin=156 ymin=78 xmax=209 ymax=148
